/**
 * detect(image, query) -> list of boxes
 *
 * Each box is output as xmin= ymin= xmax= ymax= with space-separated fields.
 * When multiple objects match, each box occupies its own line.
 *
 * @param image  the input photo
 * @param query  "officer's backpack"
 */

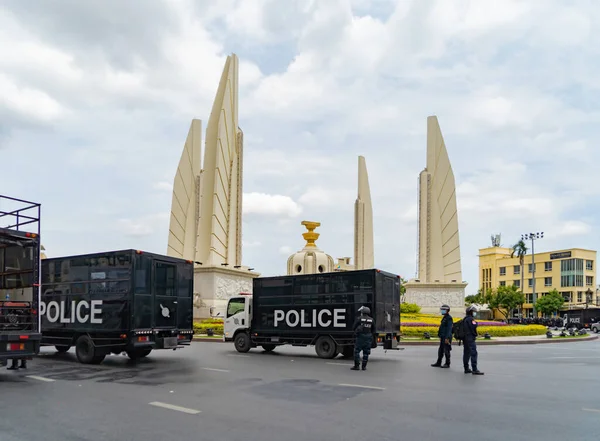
xmin=452 ymin=319 xmax=466 ymax=341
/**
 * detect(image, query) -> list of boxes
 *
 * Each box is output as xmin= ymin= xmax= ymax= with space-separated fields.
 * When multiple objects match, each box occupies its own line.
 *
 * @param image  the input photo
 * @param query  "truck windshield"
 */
xmin=227 ymin=298 xmax=245 ymax=317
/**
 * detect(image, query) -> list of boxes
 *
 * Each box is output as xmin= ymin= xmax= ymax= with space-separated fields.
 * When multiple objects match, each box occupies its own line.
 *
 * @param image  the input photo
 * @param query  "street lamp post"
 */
xmin=522 ymin=232 xmax=544 ymax=317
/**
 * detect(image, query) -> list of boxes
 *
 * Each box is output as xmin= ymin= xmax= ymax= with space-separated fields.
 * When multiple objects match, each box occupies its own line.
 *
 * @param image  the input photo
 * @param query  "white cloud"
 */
xmin=279 ymin=245 xmax=292 ymax=255
xmin=243 ymin=192 xmax=302 ymax=217
xmin=2 ymin=0 xmax=600 ymax=292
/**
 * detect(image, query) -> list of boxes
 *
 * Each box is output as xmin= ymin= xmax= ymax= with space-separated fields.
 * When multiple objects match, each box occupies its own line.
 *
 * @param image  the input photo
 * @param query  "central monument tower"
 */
xmin=404 ymin=116 xmax=466 ymax=314
xmin=167 ymin=53 xmax=259 ymax=318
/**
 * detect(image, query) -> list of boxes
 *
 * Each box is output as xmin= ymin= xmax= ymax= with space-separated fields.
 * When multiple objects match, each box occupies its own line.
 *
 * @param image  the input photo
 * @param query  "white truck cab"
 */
xmin=224 ymin=294 xmax=253 ymax=350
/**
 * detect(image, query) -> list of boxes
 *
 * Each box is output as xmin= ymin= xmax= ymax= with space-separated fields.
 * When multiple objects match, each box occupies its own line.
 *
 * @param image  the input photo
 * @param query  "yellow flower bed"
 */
xmin=400 ymin=324 xmax=547 ymax=337
xmin=402 ymin=314 xmax=461 ymax=324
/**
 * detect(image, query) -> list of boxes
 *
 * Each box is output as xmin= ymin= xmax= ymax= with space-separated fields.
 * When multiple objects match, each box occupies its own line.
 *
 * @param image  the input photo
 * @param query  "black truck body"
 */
xmin=228 ymin=269 xmax=402 ymax=358
xmin=560 ymin=308 xmax=600 ymax=330
xmin=0 ymin=195 xmax=42 ymax=367
xmin=40 ymin=249 xmax=194 ymax=364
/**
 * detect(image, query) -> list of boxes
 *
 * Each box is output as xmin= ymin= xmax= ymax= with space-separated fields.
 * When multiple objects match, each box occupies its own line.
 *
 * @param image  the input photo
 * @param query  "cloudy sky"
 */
xmin=1 ymin=0 xmax=599 ymax=293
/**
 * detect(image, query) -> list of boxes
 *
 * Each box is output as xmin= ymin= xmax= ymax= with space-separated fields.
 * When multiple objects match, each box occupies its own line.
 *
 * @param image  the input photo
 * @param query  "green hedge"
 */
xmin=193 ymin=320 xmax=224 ymax=335
xmin=400 ymin=303 xmax=421 ymax=314
xmin=400 ymin=324 xmax=546 ymax=337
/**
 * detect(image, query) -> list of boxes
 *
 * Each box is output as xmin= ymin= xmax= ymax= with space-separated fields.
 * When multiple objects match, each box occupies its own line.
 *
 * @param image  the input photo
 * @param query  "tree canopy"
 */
xmin=534 ymin=289 xmax=565 ymax=316
xmin=487 ymin=285 xmax=525 ymax=319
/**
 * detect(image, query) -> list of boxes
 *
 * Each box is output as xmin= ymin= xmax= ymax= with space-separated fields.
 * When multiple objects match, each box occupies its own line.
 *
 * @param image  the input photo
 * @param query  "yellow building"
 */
xmin=479 ymin=247 xmax=597 ymax=317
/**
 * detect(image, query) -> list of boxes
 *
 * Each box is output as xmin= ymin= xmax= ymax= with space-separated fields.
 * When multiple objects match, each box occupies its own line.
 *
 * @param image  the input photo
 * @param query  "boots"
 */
xmin=19 ymin=359 xmax=27 ymax=369
xmin=7 ymin=359 xmax=18 ymax=370
xmin=350 ymin=362 xmax=360 ymax=371
xmin=362 ymin=361 xmax=367 ymax=371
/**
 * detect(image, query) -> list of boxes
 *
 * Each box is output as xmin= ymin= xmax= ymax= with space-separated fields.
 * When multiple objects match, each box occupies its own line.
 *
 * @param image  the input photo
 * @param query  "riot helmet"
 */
xmin=358 ymin=306 xmax=371 ymax=315
xmin=441 ymin=304 xmax=450 ymax=311
xmin=466 ymin=305 xmax=477 ymax=315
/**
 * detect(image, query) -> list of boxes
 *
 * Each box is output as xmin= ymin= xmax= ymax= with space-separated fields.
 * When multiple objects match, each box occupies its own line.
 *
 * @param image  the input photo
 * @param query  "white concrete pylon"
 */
xmin=354 ymin=155 xmax=374 ymax=270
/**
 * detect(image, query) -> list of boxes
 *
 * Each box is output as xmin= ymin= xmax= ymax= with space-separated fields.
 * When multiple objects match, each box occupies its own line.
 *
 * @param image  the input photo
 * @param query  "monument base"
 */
xmin=193 ymin=266 xmax=260 ymax=320
xmin=404 ymin=281 xmax=467 ymax=317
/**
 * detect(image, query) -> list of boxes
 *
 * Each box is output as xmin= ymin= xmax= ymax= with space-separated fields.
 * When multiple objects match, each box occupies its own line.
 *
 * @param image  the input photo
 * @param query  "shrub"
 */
xmin=193 ymin=321 xmax=224 ymax=335
xmin=402 ymin=321 xmax=506 ymax=327
xmin=400 ymin=303 xmax=421 ymax=314
xmin=400 ymin=324 xmax=546 ymax=338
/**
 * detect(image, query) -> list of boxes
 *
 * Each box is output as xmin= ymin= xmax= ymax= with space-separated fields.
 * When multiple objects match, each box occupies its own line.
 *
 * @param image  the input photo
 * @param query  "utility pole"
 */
xmin=522 ymin=232 xmax=544 ymax=317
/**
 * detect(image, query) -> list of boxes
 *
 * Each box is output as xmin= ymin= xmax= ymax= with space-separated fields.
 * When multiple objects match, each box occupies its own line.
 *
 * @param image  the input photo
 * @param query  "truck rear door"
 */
xmin=153 ymin=260 xmax=178 ymax=329
xmin=382 ymin=274 xmax=400 ymax=333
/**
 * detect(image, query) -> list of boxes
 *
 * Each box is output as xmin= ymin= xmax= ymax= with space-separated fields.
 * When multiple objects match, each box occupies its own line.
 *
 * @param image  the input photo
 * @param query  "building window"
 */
xmin=499 ymin=281 xmax=506 ymax=286
xmin=586 ymin=260 xmax=593 ymax=271
xmin=561 ymin=275 xmax=584 ymax=287
xmin=528 ymin=278 xmax=533 ymax=288
xmin=499 ymin=267 xmax=506 ymax=276
xmin=526 ymin=293 xmax=533 ymax=303
xmin=544 ymin=277 xmax=552 ymax=287
xmin=577 ymin=291 xmax=583 ymax=303
xmin=514 ymin=280 xmax=520 ymax=288
xmin=528 ymin=263 xmax=534 ymax=273
xmin=586 ymin=276 xmax=594 ymax=286
xmin=513 ymin=266 xmax=520 ymax=275
xmin=562 ymin=292 xmax=571 ymax=302
xmin=545 ymin=262 xmax=552 ymax=272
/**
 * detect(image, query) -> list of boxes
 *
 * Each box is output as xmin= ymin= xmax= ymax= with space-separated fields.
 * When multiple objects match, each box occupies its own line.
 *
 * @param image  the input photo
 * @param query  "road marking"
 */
xmin=547 ymin=356 xmax=600 ymax=359
xmin=583 ymin=408 xmax=600 ymax=413
xmin=26 ymin=375 xmax=55 ymax=383
xmin=201 ymin=367 xmax=230 ymax=372
xmin=338 ymin=383 xmax=385 ymax=390
xmin=326 ymin=362 xmax=353 ymax=366
xmin=227 ymin=354 xmax=250 ymax=358
xmin=149 ymin=401 xmax=201 ymax=415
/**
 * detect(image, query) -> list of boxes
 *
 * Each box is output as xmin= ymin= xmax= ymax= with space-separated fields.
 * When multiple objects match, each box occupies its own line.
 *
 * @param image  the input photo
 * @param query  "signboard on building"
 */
xmin=550 ymin=251 xmax=572 ymax=260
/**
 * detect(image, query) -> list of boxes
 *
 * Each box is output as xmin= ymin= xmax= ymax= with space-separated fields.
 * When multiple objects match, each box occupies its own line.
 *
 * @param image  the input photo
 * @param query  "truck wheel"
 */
xmin=75 ymin=335 xmax=100 ymax=364
xmin=234 ymin=332 xmax=251 ymax=353
xmin=127 ymin=348 xmax=152 ymax=360
xmin=315 ymin=336 xmax=337 ymax=359
xmin=55 ymin=345 xmax=70 ymax=353
xmin=341 ymin=346 xmax=354 ymax=358
xmin=261 ymin=344 xmax=276 ymax=352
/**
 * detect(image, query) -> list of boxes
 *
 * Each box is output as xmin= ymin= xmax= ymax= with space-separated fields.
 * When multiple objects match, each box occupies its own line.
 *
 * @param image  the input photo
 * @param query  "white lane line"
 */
xmin=338 ymin=383 xmax=386 ymax=390
xmin=583 ymin=408 xmax=600 ymax=413
xmin=149 ymin=401 xmax=201 ymax=415
xmin=227 ymin=354 xmax=250 ymax=358
xmin=326 ymin=362 xmax=353 ymax=366
xmin=26 ymin=375 xmax=56 ymax=383
xmin=547 ymin=356 xmax=600 ymax=359
xmin=201 ymin=367 xmax=230 ymax=372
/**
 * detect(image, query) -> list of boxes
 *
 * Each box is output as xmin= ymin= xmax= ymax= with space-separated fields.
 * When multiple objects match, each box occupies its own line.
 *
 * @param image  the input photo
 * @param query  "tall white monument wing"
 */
xmin=167 ymin=119 xmax=202 ymax=261
xmin=354 ymin=155 xmax=374 ymax=270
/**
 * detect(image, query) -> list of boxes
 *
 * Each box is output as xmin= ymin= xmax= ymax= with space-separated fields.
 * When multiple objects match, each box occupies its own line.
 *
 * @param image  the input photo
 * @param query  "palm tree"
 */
xmin=511 ymin=240 xmax=528 ymax=318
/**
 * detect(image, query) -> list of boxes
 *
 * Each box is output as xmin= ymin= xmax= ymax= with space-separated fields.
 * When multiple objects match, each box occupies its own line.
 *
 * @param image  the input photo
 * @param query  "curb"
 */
xmin=398 ymin=334 xmax=599 ymax=346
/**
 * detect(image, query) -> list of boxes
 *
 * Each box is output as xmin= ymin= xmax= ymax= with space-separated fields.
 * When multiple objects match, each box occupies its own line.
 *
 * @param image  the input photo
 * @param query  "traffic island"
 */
xmin=399 ymin=333 xmax=598 ymax=346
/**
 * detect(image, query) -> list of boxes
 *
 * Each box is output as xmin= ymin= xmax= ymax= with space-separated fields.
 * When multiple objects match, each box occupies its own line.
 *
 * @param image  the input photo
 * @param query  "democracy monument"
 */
xmin=165 ymin=52 xmax=465 ymax=318
xmin=166 ymin=54 xmax=259 ymax=319
xmin=404 ymin=116 xmax=467 ymax=315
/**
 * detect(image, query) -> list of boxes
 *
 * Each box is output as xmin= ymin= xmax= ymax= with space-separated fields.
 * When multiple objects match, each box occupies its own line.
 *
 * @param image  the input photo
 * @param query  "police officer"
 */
xmin=463 ymin=305 xmax=484 ymax=375
xmin=431 ymin=304 xmax=452 ymax=368
xmin=351 ymin=306 xmax=374 ymax=371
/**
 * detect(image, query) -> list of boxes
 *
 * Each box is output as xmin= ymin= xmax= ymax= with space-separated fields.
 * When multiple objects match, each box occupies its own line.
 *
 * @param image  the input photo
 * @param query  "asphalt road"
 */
xmin=1 ymin=339 xmax=599 ymax=441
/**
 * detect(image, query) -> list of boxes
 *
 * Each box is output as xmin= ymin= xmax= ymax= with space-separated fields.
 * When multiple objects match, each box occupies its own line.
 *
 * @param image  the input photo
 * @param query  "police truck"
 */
xmin=0 ymin=195 xmax=43 ymax=367
xmin=224 ymin=269 xmax=401 ymax=358
xmin=40 ymin=249 xmax=194 ymax=364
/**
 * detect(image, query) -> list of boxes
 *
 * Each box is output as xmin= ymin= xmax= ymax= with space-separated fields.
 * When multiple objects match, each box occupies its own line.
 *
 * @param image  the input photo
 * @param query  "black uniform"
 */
xmin=352 ymin=314 xmax=374 ymax=370
xmin=434 ymin=313 xmax=453 ymax=366
xmin=463 ymin=316 xmax=479 ymax=372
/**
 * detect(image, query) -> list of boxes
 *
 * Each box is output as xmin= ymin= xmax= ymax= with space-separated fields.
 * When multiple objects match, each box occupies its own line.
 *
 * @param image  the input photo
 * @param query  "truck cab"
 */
xmin=224 ymin=293 xmax=253 ymax=351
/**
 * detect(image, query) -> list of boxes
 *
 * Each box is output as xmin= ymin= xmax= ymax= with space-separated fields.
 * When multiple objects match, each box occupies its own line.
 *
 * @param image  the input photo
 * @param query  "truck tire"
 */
xmin=341 ymin=346 xmax=354 ymax=358
xmin=261 ymin=344 xmax=276 ymax=352
xmin=315 ymin=336 xmax=337 ymax=359
xmin=75 ymin=335 xmax=105 ymax=364
xmin=234 ymin=332 xmax=251 ymax=353
xmin=126 ymin=348 xmax=152 ymax=360
xmin=55 ymin=345 xmax=70 ymax=353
